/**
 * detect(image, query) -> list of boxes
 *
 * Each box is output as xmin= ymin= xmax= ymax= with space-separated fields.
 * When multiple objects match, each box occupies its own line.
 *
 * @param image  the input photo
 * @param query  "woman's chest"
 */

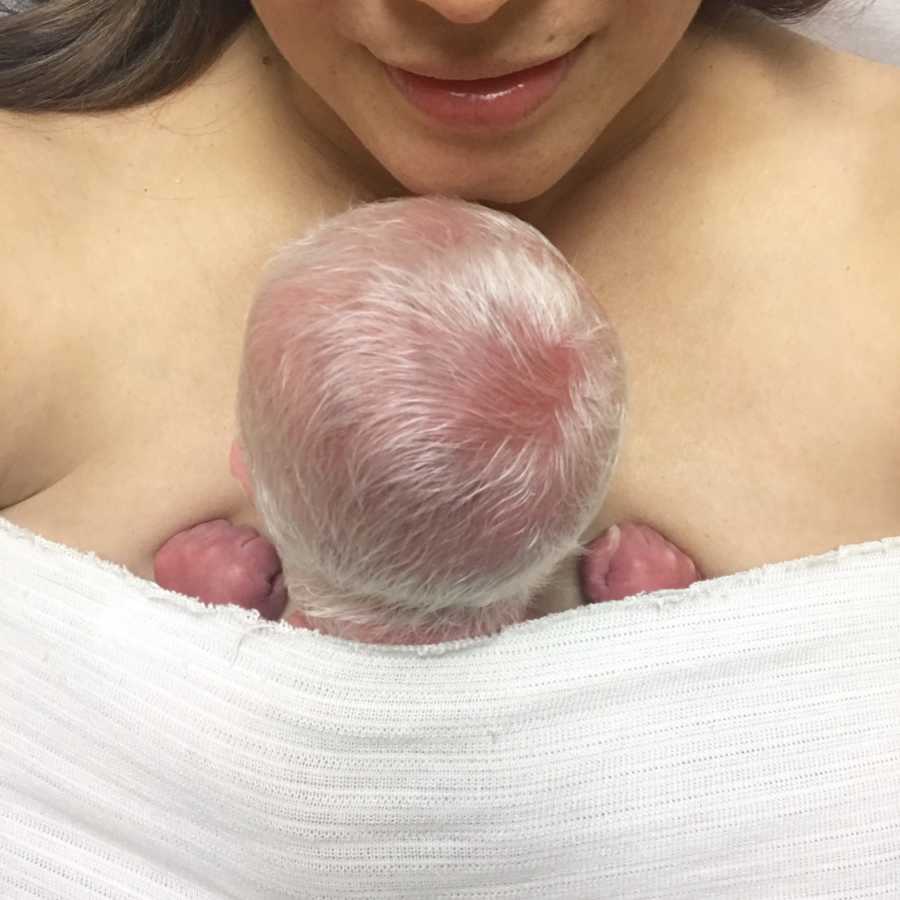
xmin=6 ymin=182 xmax=900 ymax=582
xmin=550 ymin=184 xmax=900 ymax=577
xmin=1 ymin=129 xmax=361 ymax=577
xmin=590 ymin=296 xmax=900 ymax=578
xmin=2 ymin=311 xmax=260 ymax=579
xmin=1 ymin=209 xmax=275 ymax=577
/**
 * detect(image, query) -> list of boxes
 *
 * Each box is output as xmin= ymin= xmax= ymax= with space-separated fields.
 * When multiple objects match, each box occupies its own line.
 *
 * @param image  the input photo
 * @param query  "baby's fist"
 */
xmin=580 ymin=522 xmax=702 ymax=603
xmin=154 ymin=519 xmax=287 ymax=621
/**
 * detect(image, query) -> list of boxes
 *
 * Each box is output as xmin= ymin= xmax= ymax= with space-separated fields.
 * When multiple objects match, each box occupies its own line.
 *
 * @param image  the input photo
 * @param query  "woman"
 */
xmin=0 ymin=0 xmax=900 ymax=612
xmin=2 ymin=5 xmax=899 ymax=896
xmin=0 ymin=1 xmax=898 ymax=607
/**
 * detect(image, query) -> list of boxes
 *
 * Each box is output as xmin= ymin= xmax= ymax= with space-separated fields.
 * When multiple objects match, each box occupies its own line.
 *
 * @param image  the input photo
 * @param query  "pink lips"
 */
xmin=384 ymin=46 xmax=582 ymax=130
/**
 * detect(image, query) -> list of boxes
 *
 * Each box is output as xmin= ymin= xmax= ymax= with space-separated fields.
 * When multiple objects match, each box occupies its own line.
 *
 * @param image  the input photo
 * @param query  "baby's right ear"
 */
xmin=229 ymin=440 xmax=255 ymax=502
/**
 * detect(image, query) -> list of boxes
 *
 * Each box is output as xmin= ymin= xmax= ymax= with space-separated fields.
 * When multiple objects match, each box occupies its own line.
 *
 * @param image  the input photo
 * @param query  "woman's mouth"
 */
xmin=383 ymin=42 xmax=586 ymax=131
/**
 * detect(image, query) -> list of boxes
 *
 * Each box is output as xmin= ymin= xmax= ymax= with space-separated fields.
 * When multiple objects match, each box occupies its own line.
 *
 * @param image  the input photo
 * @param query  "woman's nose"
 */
xmin=415 ymin=0 xmax=511 ymax=25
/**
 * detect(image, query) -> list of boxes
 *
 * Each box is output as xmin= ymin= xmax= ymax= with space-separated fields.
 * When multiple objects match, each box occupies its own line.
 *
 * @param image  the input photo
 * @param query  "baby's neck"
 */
xmin=283 ymin=606 xmax=532 ymax=646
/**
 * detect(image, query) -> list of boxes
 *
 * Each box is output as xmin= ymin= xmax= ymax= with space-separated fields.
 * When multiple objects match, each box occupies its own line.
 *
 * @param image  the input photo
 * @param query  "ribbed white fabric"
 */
xmin=1 ymin=515 xmax=899 ymax=899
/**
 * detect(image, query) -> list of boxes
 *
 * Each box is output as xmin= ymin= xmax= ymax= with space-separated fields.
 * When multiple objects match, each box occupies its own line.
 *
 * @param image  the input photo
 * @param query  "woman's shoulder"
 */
xmin=733 ymin=29 xmax=900 ymax=346
xmin=709 ymin=13 xmax=900 ymax=171
xmin=0 ymin=29 xmax=352 ymax=512
xmin=716 ymin=21 xmax=900 ymax=261
xmin=820 ymin=41 xmax=900 ymax=158
xmin=0 ymin=111 xmax=83 ymax=507
xmin=813 ymin=48 xmax=900 ymax=282
xmin=777 ymin=26 xmax=900 ymax=192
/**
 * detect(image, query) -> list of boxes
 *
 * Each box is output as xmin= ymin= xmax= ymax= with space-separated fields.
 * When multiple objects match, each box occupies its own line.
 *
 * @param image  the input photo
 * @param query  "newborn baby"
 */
xmin=155 ymin=197 xmax=700 ymax=644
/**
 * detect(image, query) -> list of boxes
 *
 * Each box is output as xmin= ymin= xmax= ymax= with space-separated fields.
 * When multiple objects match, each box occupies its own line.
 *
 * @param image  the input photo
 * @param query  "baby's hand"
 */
xmin=580 ymin=522 xmax=702 ymax=603
xmin=153 ymin=519 xmax=287 ymax=621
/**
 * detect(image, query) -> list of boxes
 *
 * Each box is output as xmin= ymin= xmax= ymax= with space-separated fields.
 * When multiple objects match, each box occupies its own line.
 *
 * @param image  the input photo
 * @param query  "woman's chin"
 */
xmin=383 ymin=159 xmax=564 ymax=206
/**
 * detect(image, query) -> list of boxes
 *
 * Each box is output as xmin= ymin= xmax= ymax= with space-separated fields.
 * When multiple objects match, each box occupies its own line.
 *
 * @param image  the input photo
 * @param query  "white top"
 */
xmin=1 ymin=515 xmax=899 ymax=899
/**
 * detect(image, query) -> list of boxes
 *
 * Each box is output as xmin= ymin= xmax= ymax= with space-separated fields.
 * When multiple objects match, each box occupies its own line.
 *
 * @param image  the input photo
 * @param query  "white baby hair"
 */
xmin=238 ymin=196 xmax=626 ymax=640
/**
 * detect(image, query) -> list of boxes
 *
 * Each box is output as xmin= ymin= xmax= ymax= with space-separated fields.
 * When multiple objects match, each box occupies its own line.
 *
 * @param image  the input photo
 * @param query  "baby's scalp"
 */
xmin=237 ymin=197 xmax=626 ymax=640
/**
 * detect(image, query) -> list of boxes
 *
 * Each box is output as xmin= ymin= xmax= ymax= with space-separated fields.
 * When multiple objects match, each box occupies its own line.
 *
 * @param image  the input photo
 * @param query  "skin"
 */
xmin=1 ymin=2 xmax=899 ymax=619
xmin=152 ymin=444 xmax=701 ymax=635
xmin=153 ymin=515 xmax=702 ymax=629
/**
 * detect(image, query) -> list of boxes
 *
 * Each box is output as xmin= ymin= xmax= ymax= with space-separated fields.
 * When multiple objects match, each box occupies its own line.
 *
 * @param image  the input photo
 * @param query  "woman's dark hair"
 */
xmin=0 ymin=0 xmax=833 ymax=114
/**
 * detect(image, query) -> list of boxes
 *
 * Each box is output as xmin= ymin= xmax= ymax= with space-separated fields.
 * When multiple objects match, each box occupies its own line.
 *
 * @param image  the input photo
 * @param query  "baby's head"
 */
xmin=236 ymin=197 xmax=625 ymax=644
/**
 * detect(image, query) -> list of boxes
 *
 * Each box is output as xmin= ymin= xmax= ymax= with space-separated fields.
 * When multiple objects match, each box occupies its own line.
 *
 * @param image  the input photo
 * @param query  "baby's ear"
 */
xmin=229 ymin=440 xmax=254 ymax=502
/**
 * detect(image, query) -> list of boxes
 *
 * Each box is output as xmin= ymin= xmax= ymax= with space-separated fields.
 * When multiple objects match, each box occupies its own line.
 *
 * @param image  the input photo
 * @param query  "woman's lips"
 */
xmin=384 ymin=45 xmax=583 ymax=130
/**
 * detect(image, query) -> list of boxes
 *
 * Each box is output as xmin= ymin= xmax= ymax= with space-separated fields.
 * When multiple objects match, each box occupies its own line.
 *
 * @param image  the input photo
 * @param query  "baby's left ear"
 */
xmin=229 ymin=440 xmax=254 ymax=502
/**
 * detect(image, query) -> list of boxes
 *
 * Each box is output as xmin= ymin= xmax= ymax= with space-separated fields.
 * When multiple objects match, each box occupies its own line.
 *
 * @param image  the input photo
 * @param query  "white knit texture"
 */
xmin=1 ymin=515 xmax=899 ymax=899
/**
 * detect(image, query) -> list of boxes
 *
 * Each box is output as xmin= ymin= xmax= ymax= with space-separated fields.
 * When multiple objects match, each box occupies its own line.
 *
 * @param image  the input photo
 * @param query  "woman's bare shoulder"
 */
xmin=0 ymin=112 xmax=84 ymax=507
xmin=0 ymin=38 xmax=359 ymax=516
xmin=835 ymin=55 xmax=900 ymax=279
xmin=768 ymin=39 xmax=900 ymax=358
xmin=0 ymin=112 xmax=99 ymax=509
xmin=828 ymin=44 xmax=900 ymax=152
xmin=750 ymin=27 xmax=900 ymax=263
xmin=791 ymin=45 xmax=900 ymax=485
xmin=793 ymin=27 xmax=900 ymax=164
